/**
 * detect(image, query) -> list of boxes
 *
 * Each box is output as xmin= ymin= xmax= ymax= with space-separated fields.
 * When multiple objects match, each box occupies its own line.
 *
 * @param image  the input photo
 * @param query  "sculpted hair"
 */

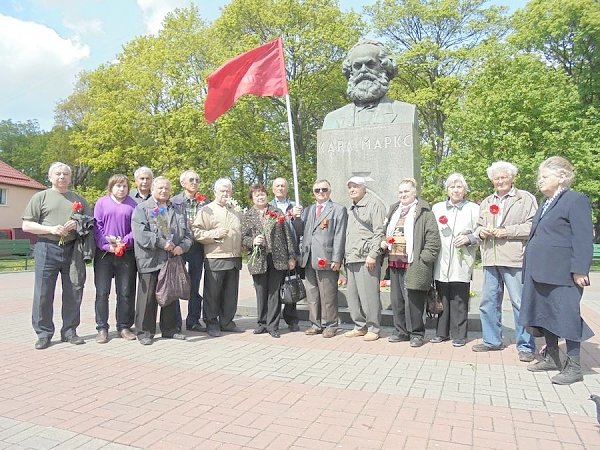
xmin=106 ymin=174 xmax=130 ymax=194
xmin=487 ymin=161 xmax=518 ymax=179
xmin=248 ymin=183 xmax=267 ymax=199
xmin=539 ymin=156 xmax=575 ymax=187
xmin=134 ymin=166 xmax=154 ymax=179
xmin=47 ymin=162 xmax=71 ymax=178
xmin=444 ymin=173 xmax=469 ymax=192
xmin=151 ymin=176 xmax=171 ymax=190
xmin=342 ymin=40 xmax=398 ymax=80
xmin=213 ymin=177 xmax=233 ymax=192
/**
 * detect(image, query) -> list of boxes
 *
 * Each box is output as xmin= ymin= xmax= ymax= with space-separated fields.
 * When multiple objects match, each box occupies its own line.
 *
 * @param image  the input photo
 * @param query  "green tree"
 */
xmin=366 ymin=0 xmax=509 ymax=187
xmin=510 ymin=0 xmax=600 ymax=106
xmin=0 ymin=120 xmax=49 ymax=183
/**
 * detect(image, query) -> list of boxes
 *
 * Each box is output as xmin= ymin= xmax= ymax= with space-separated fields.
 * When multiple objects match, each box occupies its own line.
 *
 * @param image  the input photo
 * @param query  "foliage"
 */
xmin=0 ymin=120 xmax=48 ymax=182
xmin=366 ymin=0 xmax=509 ymax=179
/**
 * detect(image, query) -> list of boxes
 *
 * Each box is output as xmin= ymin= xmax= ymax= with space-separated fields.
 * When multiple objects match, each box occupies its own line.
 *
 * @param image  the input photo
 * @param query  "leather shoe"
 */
xmin=187 ymin=323 xmax=206 ymax=332
xmin=221 ymin=324 xmax=243 ymax=333
xmin=452 ymin=339 xmax=466 ymax=347
xmin=139 ymin=336 xmax=153 ymax=346
xmin=35 ymin=337 xmax=50 ymax=350
xmin=95 ymin=329 xmax=108 ymax=344
xmin=363 ymin=332 xmax=379 ymax=342
xmin=253 ymin=327 xmax=267 ymax=334
xmin=61 ymin=334 xmax=84 ymax=345
xmin=119 ymin=328 xmax=136 ymax=340
xmin=472 ymin=343 xmax=504 ymax=352
xmin=430 ymin=336 xmax=450 ymax=344
xmin=163 ymin=333 xmax=186 ymax=340
xmin=208 ymin=328 xmax=222 ymax=337
xmin=410 ymin=336 xmax=424 ymax=347
xmin=305 ymin=328 xmax=322 ymax=335
xmin=518 ymin=351 xmax=535 ymax=362
xmin=322 ymin=328 xmax=337 ymax=338
xmin=269 ymin=330 xmax=281 ymax=338
xmin=388 ymin=334 xmax=410 ymax=343
xmin=288 ymin=323 xmax=300 ymax=332
xmin=344 ymin=329 xmax=367 ymax=338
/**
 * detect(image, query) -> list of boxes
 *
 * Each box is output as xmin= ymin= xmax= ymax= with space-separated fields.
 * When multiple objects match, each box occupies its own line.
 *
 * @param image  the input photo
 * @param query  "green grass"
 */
xmin=0 ymin=258 xmax=34 ymax=272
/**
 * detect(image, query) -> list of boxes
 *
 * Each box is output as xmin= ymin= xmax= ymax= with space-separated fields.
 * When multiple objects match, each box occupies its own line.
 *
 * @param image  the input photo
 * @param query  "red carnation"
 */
xmin=489 ymin=204 xmax=500 ymax=215
xmin=72 ymin=201 xmax=84 ymax=213
xmin=387 ymin=236 xmax=395 ymax=244
xmin=195 ymin=193 xmax=206 ymax=202
xmin=317 ymin=258 xmax=327 ymax=268
xmin=277 ymin=216 xmax=285 ymax=224
xmin=114 ymin=243 xmax=126 ymax=257
xmin=438 ymin=215 xmax=448 ymax=225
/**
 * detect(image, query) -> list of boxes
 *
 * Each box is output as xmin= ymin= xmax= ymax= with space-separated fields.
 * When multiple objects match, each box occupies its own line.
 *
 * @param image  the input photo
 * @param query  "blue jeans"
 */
xmin=479 ymin=266 xmax=535 ymax=352
xmin=94 ymin=250 xmax=136 ymax=331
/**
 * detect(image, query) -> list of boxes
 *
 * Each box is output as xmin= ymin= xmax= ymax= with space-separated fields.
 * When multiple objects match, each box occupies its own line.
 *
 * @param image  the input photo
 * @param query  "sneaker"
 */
xmin=344 ymin=329 xmax=367 ymax=338
xmin=518 ymin=351 xmax=535 ymax=362
xmin=430 ymin=336 xmax=450 ymax=344
xmin=452 ymin=339 xmax=466 ymax=347
xmin=410 ymin=336 xmax=424 ymax=347
xmin=363 ymin=332 xmax=379 ymax=342
xmin=388 ymin=334 xmax=410 ymax=343
xmin=472 ymin=343 xmax=503 ymax=352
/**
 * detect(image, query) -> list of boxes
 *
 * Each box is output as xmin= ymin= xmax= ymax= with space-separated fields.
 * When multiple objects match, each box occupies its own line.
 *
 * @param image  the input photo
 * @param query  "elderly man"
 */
xmin=344 ymin=176 xmax=386 ymax=341
xmin=171 ymin=170 xmax=208 ymax=332
xmin=269 ymin=177 xmax=300 ymax=332
xmin=193 ymin=178 xmax=244 ymax=337
xmin=22 ymin=162 xmax=92 ymax=349
xmin=298 ymin=179 xmax=348 ymax=338
xmin=130 ymin=166 xmax=153 ymax=203
xmin=131 ymin=176 xmax=192 ymax=345
xmin=322 ymin=40 xmax=416 ymax=129
xmin=473 ymin=161 xmax=537 ymax=362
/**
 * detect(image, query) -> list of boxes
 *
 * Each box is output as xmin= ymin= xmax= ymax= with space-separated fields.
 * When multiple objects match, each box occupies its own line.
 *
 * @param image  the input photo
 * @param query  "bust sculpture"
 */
xmin=322 ymin=40 xmax=416 ymax=129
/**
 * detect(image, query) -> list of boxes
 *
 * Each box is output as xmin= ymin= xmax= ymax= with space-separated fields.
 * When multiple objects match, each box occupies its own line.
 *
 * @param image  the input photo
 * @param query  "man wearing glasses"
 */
xmin=172 ymin=170 xmax=207 ymax=332
xmin=297 ymin=180 xmax=347 ymax=338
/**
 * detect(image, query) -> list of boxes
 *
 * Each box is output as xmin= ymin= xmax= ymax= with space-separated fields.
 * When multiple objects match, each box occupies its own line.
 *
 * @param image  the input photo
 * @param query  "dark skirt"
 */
xmin=520 ymin=274 xmax=594 ymax=342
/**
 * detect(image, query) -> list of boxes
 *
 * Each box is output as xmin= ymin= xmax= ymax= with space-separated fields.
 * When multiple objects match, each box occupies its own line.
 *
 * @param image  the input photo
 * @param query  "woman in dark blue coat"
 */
xmin=520 ymin=156 xmax=594 ymax=385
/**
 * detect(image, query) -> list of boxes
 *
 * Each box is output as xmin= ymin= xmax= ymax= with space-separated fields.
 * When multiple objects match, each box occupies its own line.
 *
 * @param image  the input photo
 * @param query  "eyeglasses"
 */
xmin=313 ymin=187 xmax=329 ymax=193
xmin=188 ymin=178 xmax=199 ymax=183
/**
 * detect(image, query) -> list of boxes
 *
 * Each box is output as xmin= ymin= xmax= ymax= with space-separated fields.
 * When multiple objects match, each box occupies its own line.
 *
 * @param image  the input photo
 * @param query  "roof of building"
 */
xmin=0 ymin=160 xmax=46 ymax=190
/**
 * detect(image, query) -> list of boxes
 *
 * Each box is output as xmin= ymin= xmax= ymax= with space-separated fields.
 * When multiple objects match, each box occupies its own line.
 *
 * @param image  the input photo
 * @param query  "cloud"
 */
xmin=0 ymin=14 xmax=90 ymax=129
xmin=62 ymin=16 xmax=104 ymax=37
xmin=136 ymin=0 xmax=190 ymax=34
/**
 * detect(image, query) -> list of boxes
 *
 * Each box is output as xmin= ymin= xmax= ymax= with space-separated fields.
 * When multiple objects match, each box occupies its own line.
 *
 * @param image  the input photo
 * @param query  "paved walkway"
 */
xmin=1 ymin=267 xmax=600 ymax=449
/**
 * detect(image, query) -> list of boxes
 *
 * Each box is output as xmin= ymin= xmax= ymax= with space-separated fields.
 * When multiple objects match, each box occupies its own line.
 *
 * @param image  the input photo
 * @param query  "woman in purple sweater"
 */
xmin=93 ymin=174 xmax=138 ymax=343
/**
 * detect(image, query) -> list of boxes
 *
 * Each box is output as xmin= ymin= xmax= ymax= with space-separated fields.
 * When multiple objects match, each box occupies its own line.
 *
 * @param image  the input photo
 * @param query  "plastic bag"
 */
xmin=156 ymin=255 xmax=190 ymax=307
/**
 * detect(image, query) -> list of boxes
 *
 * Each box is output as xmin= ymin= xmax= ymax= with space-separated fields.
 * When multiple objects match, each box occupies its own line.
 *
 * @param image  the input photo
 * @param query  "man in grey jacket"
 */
xmin=343 ymin=177 xmax=386 ymax=341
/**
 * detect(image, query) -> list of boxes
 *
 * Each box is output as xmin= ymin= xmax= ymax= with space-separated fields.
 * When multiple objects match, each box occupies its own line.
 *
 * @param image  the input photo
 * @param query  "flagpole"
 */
xmin=284 ymin=94 xmax=300 ymax=206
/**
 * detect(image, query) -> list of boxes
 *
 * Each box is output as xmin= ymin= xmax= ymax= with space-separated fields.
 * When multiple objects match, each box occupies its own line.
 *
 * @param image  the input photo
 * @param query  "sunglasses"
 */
xmin=313 ymin=187 xmax=329 ymax=193
xmin=188 ymin=177 xmax=199 ymax=183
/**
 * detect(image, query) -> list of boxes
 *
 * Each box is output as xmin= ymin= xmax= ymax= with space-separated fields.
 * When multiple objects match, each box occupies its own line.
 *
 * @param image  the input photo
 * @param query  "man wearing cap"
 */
xmin=344 ymin=176 xmax=386 ymax=341
xmin=298 ymin=179 xmax=348 ymax=338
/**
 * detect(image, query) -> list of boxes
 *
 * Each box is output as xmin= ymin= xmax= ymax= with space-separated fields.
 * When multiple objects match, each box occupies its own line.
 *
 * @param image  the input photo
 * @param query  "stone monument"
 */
xmin=317 ymin=40 xmax=419 ymax=208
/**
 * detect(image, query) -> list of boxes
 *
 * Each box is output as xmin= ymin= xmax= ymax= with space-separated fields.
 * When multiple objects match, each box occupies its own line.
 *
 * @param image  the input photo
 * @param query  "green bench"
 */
xmin=0 ymin=239 xmax=33 ymax=270
xmin=594 ymin=243 xmax=600 ymax=262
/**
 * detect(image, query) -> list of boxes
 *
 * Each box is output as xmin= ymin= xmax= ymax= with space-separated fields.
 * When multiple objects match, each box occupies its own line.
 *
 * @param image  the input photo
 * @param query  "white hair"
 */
xmin=213 ymin=177 xmax=233 ymax=191
xmin=179 ymin=170 xmax=199 ymax=183
xmin=47 ymin=162 xmax=71 ymax=178
xmin=444 ymin=173 xmax=470 ymax=192
xmin=486 ymin=161 xmax=518 ymax=179
xmin=151 ymin=176 xmax=171 ymax=189
xmin=134 ymin=166 xmax=153 ymax=179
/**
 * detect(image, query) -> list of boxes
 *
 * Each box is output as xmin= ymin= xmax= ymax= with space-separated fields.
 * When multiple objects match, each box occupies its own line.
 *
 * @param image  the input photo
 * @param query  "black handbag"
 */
xmin=280 ymin=271 xmax=306 ymax=305
xmin=425 ymin=283 xmax=443 ymax=318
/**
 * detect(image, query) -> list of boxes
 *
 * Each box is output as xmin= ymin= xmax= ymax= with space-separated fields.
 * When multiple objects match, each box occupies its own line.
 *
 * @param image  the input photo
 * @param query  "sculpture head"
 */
xmin=343 ymin=40 xmax=398 ymax=105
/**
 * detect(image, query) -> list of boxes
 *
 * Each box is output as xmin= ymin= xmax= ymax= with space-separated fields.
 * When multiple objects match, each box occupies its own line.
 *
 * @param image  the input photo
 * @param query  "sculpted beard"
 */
xmin=347 ymin=69 xmax=390 ymax=104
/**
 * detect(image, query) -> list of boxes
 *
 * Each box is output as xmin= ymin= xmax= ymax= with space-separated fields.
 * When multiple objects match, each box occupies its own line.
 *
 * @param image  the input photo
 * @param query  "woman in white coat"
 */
xmin=431 ymin=173 xmax=480 ymax=347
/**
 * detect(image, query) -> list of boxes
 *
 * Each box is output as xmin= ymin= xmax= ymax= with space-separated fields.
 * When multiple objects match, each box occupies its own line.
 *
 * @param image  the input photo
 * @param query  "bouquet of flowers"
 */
xmin=151 ymin=206 xmax=172 ymax=242
xmin=59 ymin=200 xmax=85 ymax=245
xmin=106 ymin=235 xmax=126 ymax=257
xmin=248 ymin=209 xmax=285 ymax=265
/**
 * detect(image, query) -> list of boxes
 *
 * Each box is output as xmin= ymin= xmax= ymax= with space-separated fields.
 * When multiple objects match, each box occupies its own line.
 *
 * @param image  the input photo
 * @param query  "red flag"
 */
xmin=204 ymin=37 xmax=288 ymax=123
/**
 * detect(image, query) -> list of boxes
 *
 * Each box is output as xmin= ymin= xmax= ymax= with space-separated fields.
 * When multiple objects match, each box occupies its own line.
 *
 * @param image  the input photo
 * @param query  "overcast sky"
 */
xmin=0 ymin=0 xmax=526 ymax=131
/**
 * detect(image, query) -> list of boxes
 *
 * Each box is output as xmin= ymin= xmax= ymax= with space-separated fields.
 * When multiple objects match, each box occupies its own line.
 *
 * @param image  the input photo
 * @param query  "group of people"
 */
xmin=22 ymin=155 xmax=594 ymax=385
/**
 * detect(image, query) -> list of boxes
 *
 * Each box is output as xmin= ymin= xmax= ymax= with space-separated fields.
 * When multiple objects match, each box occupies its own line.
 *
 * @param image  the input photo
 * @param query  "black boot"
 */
xmin=551 ymin=356 xmax=583 ymax=385
xmin=527 ymin=347 xmax=561 ymax=372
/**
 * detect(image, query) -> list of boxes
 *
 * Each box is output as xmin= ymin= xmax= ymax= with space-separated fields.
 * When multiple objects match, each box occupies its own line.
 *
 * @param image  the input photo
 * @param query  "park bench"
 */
xmin=0 ymin=239 xmax=33 ymax=270
xmin=594 ymin=243 xmax=600 ymax=263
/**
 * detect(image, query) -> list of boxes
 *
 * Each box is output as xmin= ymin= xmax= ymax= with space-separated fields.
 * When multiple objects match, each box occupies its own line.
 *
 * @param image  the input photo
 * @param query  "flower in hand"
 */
xmin=114 ymin=243 xmax=126 ymax=257
xmin=195 ymin=193 xmax=206 ymax=203
xmin=438 ymin=215 xmax=448 ymax=225
xmin=386 ymin=236 xmax=395 ymax=251
xmin=59 ymin=201 xmax=84 ymax=245
xmin=317 ymin=258 xmax=328 ymax=269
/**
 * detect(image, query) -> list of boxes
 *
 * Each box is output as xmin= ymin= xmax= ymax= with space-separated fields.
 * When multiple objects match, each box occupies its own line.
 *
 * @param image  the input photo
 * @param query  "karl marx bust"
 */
xmin=322 ymin=40 xmax=416 ymax=129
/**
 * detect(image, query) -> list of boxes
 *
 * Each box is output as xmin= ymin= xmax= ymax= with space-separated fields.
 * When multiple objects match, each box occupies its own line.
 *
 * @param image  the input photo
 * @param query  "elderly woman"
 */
xmin=193 ymin=178 xmax=244 ymax=337
xmin=520 ymin=156 xmax=594 ymax=385
xmin=382 ymin=178 xmax=440 ymax=347
xmin=242 ymin=183 xmax=296 ymax=338
xmin=131 ymin=176 xmax=192 ymax=345
xmin=93 ymin=174 xmax=138 ymax=343
xmin=431 ymin=174 xmax=480 ymax=347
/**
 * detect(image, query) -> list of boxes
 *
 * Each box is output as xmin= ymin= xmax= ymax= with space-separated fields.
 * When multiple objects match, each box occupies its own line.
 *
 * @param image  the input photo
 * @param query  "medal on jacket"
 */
xmin=320 ymin=218 xmax=329 ymax=229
